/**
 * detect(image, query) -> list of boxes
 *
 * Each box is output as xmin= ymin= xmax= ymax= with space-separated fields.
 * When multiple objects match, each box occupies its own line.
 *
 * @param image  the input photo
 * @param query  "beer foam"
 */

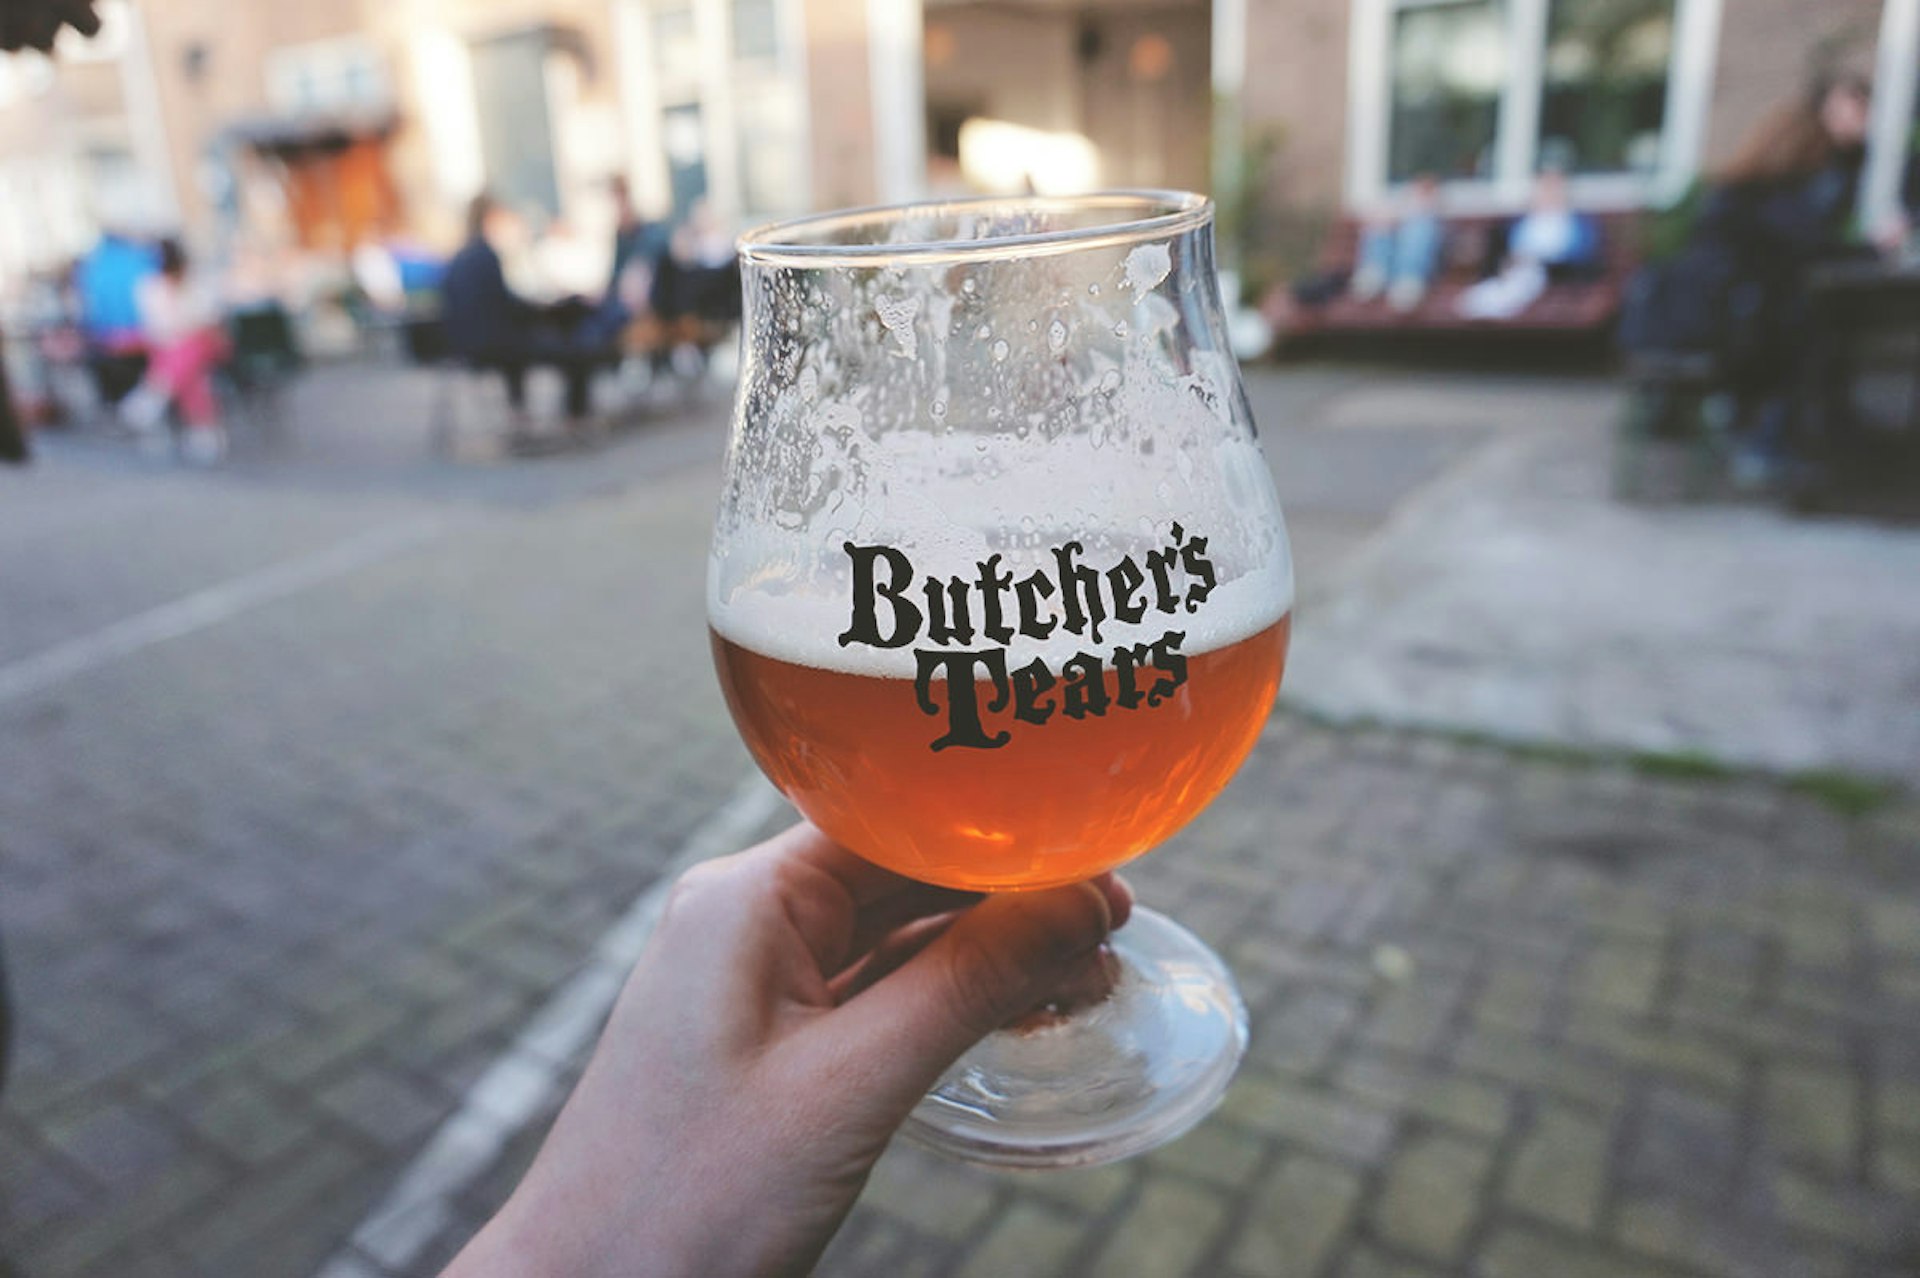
xmin=709 ymin=549 xmax=1291 ymax=677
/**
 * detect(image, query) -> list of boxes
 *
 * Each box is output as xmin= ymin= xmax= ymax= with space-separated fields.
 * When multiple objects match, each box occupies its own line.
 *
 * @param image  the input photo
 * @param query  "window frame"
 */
xmin=611 ymin=0 xmax=813 ymax=223
xmin=1862 ymin=0 xmax=1920 ymax=233
xmin=263 ymin=35 xmax=393 ymax=117
xmin=1346 ymin=0 xmax=1723 ymax=212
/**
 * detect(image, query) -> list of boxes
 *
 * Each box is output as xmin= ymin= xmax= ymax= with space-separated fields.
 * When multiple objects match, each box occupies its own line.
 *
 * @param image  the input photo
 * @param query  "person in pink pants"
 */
xmin=127 ymin=238 xmax=228 ymax=463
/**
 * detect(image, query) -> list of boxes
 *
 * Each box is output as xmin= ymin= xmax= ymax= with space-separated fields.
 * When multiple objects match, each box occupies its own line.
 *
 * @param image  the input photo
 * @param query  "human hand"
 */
xmin=445 ymin=822 xmax=1131 ymax=1278
xmin=0 ymin=0 xmax=101 ymax=53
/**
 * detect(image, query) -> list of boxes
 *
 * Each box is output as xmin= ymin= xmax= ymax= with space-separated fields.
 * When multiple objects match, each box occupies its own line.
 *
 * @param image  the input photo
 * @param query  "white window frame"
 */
xmin=1863 ymin=0 xmax=1920 ymax=234
xmin=1346 ymin=0 xmax=1722 ymax=213
xmin=612 ymin=0 xmax=812 ymax=222
xmin=264 ymin=34 xmax=392 ymax=117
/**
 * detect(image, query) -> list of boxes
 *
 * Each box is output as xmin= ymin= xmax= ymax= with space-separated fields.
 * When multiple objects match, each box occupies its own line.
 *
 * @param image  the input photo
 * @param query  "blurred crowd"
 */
xmin=5 ymin=178 xmax=742 ymax=462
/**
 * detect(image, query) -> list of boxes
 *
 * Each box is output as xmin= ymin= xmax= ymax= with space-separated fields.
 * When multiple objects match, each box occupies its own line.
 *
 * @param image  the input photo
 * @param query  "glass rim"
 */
xmin=736 ymin=189 xmax=1213 ymax=268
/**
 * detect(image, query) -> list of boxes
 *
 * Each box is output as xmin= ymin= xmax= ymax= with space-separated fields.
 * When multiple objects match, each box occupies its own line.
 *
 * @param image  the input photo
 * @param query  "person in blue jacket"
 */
xmin=440 ymin=193 xmax=609 ymax=429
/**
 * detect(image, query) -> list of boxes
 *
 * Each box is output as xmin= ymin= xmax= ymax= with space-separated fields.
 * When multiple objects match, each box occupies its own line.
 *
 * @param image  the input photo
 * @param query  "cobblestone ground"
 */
xmin=409 ymin=719 xmax=1920 ymax=1278
xmin=6 ymin=363 xmax=1915 ymax=1277
xmin=0 ymin=393 xmax=753 ymax=1277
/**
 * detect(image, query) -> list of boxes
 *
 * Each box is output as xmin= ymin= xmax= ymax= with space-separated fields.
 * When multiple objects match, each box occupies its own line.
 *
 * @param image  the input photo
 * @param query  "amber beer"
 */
xmin=712 ymin=614 xmax=1289 ymax=891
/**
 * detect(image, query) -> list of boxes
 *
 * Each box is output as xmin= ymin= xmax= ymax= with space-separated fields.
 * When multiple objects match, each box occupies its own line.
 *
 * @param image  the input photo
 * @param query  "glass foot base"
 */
xmin=901 ymin=906 xmax=1248 ymax=1169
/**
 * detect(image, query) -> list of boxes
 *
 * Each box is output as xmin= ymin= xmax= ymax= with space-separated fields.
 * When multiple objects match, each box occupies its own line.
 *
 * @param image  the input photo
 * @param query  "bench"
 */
xmin=1269 ymin=210 xmax=1641 ymax=349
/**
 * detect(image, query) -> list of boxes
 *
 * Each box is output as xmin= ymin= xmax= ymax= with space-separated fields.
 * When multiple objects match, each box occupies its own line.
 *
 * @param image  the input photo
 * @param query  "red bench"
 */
xmin=1268 ymin=210 xmax=1641 ymax=346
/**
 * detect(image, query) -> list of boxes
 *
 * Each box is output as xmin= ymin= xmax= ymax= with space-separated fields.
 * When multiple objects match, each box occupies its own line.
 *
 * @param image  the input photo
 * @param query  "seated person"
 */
xmin=1351 ymin=173 xmax=1445 ymax=310
xmin=609 ymin=177 xmax=673 ymax=321
xmin=441 ymin=193 xmax=613 ymax=431
xmin=122 ymin=238 xmax=229 ymax=464
xmin=1457 ymin=170 xmax=1601 ymax=320
xmin=647 ymin=198 xmax=741 ymax=376
xmin=653 ymin=200 xmax=740 ymax=322
xmin=76 ymin=229 xmax=158 ymax=405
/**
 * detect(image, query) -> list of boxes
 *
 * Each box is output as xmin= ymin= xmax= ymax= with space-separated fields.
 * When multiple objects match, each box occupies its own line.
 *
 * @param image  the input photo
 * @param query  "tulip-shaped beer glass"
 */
xmin=710 ymin=192 xmax=1292 ymax=1166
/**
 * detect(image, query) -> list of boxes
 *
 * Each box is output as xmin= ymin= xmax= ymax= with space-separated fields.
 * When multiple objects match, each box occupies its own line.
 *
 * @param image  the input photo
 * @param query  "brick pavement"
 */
xmin=0 ymin=451 xmax=752 ymax=1277
xmin=391 ymin=718 xmax=1920 ymax=1278
xmin=5 ymin=364 xmax=1915 ymax=1277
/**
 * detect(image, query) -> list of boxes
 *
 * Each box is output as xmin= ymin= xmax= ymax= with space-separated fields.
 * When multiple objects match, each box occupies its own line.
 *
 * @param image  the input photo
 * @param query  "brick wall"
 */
xmin=1240 ymin=0 xmax=1353 ymax=213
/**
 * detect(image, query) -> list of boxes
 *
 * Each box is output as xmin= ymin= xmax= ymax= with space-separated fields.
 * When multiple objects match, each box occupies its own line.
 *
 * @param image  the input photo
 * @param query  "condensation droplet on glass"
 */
xmin=976 ymin=324 xmax=991 ymax=340
xmin=1047 ymin=318 xmax=1069 ymax=352
xmin=991 ymin=339 xmax=1009 ymax=362
xmin=1113 ymin=322 xmax=1129 ymax=338
xmin=930 ymin=388 xmax=949 ymax=417
xmin=1090 ymin=417 xmax=1107 ymax=449
xmin=1088 ymin=282 xmax=1101 ymax=296
xmin=961 ymin=277 xmax=977 ymax=294
xmin=1020 ymin=514 xmax=1036 ymax=533
xmin=1098 ymin=369 xmax=1121 ymax=393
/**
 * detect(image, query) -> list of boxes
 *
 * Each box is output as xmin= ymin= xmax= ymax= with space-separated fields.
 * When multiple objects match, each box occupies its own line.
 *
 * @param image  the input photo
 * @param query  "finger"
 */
xmin=748 ymin=821 xmax=924 ymax=909
xmin=1090 ymin=872 xmax=1134 ymax=930
xmin=740 ymin=823 xmax=987 ymax=981
xmin=833 ymin=881 xmax=1114 ymax=1106
xmin=840 ymin=875 xmax=1121 ymax=1005
xmin=58 ymin=0 xmax=103 ymax=38
xmin=829 ymin=910 xmax=960 ymax=1003
xmin=671 ymin=823 xmax=949 ymax=987
xmin=845 ymin=882 xmax=980 ymax=966
xmin=22 ymin=6 xmax=63 ymax=51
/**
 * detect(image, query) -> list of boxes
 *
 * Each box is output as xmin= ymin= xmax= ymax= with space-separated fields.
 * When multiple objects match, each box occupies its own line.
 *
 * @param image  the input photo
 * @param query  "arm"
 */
xmin=444 ymin=823 xmax=1128 ymax=1278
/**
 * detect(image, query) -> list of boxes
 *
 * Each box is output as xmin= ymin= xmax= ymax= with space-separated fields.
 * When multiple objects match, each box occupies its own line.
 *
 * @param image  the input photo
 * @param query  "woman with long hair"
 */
xmin=1698 ymin=73 xmax=1873 ymax=489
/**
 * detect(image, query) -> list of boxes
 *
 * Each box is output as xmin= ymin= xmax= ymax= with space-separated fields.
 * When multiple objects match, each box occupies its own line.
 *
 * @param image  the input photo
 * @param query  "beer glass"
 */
xmin=710 ymin=192 xmax=1292 ymax=1166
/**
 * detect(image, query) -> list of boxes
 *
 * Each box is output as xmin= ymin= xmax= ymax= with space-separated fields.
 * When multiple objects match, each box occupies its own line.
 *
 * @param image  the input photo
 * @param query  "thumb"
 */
xmin=835 ymin=881 xmax=1113 ymax=1108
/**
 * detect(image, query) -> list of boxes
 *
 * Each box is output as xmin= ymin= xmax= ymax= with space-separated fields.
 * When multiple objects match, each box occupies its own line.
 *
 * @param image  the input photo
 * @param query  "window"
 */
xmin=1353 ymin=0 xmax=1717 ymax=206
xmin=264 ymin=37 xmax=391 ymax=116
xmin=731 ymin=0 xmax=779 ymax=62
xmin=1388 ymin=0 xmax=1505 ymax=182
xmin=1538 ymin=0 xmax=1674 ymax=174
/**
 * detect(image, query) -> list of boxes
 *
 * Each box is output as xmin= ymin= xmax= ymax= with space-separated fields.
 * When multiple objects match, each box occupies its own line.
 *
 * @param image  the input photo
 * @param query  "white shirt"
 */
xmin=136 ymin=274 xmax=218 ymax=346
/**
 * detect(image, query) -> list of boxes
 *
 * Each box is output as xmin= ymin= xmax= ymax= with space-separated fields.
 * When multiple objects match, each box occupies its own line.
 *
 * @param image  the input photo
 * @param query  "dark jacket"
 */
xmin=440 ymin=238 xmax=530 ymax=359
xmin=1698 ymin=151 xmax=1864 ymax=287
xmin=1623 ymin=149 xmax=1868 ymax=366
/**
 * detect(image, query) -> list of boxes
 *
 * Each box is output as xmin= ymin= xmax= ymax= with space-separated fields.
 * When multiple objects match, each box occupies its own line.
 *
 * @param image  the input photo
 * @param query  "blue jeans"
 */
xmin=1358 ymin=214 xmax=1442 ymax=289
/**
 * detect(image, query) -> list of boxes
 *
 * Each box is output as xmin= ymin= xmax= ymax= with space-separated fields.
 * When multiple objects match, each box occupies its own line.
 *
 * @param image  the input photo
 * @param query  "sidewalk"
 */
xmin=1284 ymin=392 xmax=1920 ymax=785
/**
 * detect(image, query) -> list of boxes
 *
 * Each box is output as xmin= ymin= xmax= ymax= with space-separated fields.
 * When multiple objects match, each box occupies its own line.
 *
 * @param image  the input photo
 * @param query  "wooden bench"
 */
xmin=1269 ymin=210 xmax=1641 ymax=348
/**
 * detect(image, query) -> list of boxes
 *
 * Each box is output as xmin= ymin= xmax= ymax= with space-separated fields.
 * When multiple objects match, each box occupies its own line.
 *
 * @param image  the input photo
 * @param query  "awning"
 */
xmin=218 ymin=110 xmax=400 ymax=157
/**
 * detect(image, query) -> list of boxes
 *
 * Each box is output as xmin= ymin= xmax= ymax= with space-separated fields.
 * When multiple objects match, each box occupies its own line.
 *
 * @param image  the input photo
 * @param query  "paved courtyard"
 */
xmin=1 ymin=361 xmax=1916 ymax=1277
